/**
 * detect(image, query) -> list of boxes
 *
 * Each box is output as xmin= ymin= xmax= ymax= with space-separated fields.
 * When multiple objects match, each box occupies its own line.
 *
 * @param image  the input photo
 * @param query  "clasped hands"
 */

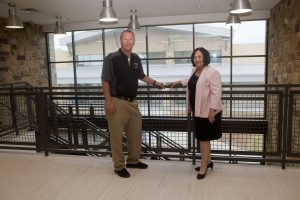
xmin=169 ymin=80 xmax=181 ymax=88
xmin=153 ymin=81 xmax=181 ymax=89
xmin=153 ymin=81 xmax=165 ymax=89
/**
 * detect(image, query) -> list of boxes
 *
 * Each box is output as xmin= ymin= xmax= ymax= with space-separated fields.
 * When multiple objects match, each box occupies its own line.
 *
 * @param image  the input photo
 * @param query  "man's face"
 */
xmin=120 ymin=32 xmax=135 ymax=52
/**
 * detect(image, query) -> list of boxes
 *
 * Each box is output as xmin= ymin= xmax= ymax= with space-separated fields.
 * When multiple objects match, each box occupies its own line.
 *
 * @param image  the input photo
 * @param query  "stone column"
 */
xmin=267 ymin=0 xmax=300 ymax=163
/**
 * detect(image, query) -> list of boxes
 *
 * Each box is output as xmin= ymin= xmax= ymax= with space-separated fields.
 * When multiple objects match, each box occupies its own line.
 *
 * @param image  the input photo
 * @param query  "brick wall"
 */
xmin=0 ymin=17 xmax=48 ymax=86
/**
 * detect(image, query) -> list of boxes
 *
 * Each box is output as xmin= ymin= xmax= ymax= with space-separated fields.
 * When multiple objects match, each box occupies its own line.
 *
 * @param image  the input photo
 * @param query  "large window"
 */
xmin=232 ymin=21 xmax=266 ymax=84
xmin=48 ymin=33 xmax=73 ymax=63
xmin=47 ymin=20 xmax=267 ymax=87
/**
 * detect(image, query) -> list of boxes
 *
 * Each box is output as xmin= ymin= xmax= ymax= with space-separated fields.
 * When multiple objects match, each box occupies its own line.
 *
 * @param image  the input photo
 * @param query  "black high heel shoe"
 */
xmin=195 ymin=162 xmax=214 ymax=171
xmin=207 ymin=162 xmax=214 ymax=171
xmin=197 ymin=169 xmax=207 ymax=179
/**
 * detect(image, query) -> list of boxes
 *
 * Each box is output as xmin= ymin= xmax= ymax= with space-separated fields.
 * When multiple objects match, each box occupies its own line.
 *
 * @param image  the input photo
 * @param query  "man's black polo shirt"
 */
xmin=101 ymin=49 xmax=146 ymax=98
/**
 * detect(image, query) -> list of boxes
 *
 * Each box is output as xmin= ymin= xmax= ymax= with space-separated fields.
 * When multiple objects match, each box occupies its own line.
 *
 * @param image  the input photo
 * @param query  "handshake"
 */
xmin=152 ymin=80 xmax=165 ymax=89
xmin=152 ymin=80 xmax=182 ymax=89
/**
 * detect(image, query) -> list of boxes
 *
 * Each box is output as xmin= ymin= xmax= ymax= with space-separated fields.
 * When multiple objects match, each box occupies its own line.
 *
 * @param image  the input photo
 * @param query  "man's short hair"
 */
xmin=120 ymin=30 xmax=135 ymax=39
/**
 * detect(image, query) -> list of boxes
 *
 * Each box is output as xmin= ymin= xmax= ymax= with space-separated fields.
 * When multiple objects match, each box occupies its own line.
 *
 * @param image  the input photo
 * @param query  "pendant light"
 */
xmin=6 ymin=3 xmax=24 ymax=29
xmin=230 ymin=0 xmax=252 ymax=14
xmin=54 ymin=16 xmax=66 ymax=35
xmin=99 ymin=0 xmax=118 ymax=23
xmin=226 ymin=14 xmax=241 ymax=26
xmin=127 ymin=10 xmax=140 ymax=30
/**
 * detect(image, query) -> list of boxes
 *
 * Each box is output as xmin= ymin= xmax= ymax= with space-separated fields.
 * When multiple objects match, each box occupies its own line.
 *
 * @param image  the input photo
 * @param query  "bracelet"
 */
xmin=210 ymin=109 xmax=216 ymax=113
xmin=153 ymin=80 xmax=156 ymax=86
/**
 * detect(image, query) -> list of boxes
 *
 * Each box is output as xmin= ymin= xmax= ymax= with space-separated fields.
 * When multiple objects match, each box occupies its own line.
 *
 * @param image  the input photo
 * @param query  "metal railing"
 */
xmin=0 ymin=83 xmax=300 ymax=168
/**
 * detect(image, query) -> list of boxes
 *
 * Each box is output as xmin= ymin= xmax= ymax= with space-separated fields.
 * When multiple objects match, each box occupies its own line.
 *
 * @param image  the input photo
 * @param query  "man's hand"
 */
xmin=154 ymin=82 xmax=165 ymax=89
xmin=105 ymin=100 xmax=116 ymax=115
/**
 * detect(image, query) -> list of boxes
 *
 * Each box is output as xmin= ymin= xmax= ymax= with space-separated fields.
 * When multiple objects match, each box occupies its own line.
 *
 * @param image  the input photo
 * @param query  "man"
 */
xmin=101 ymin=30 xmax=164 ymax=178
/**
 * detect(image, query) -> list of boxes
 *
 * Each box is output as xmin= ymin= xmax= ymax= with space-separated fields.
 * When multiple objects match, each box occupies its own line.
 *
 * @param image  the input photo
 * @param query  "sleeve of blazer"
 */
xmin=181 ymin=79 xmax=189 ymax=87
xmin=208 ymin=69 xmax=222 ymax=109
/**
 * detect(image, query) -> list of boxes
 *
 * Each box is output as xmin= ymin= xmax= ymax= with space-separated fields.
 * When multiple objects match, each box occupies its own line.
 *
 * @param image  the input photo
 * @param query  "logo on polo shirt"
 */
xmin=134 ymin=63 xmax=139 ymax=69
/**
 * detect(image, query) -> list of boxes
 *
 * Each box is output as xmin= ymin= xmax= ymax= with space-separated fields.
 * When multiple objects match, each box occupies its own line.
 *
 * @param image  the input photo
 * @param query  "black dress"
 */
xmin=188 ymin=72 xmax=222 ymax=141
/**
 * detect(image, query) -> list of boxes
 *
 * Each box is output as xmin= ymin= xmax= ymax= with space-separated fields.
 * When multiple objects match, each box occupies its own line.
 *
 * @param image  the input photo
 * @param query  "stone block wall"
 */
xmin=268 ymin=0 xmax=300 ymax=161
xmin=0 ymin=17 xmax=48 ymax=86
xmin=268 ymin=0 xmax=300 ymax=84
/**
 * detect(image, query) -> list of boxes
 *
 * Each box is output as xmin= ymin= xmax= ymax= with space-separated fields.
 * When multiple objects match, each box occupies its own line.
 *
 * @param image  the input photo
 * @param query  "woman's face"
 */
xmin=193 ymin=50 xmax=204 ymax=67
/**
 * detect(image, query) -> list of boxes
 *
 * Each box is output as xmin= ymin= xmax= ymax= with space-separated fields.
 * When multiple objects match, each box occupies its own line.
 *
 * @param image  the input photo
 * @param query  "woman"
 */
xmin=171 ymin=47 xmax=222 ymax=179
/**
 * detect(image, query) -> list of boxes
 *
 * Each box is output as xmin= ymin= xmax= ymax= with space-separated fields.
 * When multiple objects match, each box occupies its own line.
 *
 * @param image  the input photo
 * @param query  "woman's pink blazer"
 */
xmin=181 ymin=65 xmax=222 ymax=118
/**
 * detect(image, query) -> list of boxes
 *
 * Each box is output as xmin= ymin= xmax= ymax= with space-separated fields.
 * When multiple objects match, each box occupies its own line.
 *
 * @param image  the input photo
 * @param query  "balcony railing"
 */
xmin=0 ymin=82 xmax=300 ymax=169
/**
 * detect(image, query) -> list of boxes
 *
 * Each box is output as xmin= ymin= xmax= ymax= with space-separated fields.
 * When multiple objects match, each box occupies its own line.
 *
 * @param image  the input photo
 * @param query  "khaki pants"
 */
xmin=107 ymin=97 xmax=142 ymax=170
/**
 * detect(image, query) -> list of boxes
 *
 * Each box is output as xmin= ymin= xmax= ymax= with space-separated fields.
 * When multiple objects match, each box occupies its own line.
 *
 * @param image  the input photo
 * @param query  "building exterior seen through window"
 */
xmin=47 ymin=20 xmax=266 ymax=87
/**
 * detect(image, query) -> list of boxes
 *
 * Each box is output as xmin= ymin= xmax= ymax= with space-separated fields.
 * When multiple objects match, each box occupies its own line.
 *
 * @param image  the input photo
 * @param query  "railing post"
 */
xmin=49 ymin=102 xmax=58 ymax=138
xmin=286 ymin=91 xmax=295 ymax=168
xmin=281 ymin=86 xmax=289 ymax=169
xmin=67 ymin=106 xmax=73 ymax=147
xmin=82 ymin=124 xmax=88 ymax=150
xmin=188 ymin=113 xmax=196 ymax=165
xmin=9 ymin=88 xmax=19 ymax=135
xmin=90 ymin=105 xmax=96 ymax=141
xmin=35 ymin=91 xmax=49 ymax=156
xmin=69 ymin=106 xmax=78 ymax=147
xmin=25 ymin=95 xmax=34 ymax=131
xmin=156 ymin=135 xmax=162 ymax=160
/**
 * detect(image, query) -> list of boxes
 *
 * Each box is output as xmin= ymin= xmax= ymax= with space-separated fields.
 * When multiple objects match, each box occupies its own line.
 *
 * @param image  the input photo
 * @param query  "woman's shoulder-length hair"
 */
xmin=190 ymin=47 xmax=211 ymax=67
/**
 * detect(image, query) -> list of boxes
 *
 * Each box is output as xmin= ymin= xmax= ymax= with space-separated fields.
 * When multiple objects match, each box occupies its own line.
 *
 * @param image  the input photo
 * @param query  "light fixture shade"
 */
xmin=99 ymin=0 xmax=118 ymax=23
xmin=226 ymin=14 xmax=241 ymax=26
xmin=6 ymin=7 xmax=23 ymax=29
xmin=230 ymin=0 xmax=252 ymax=14
xmin=127 ymin=10 xmax=140 ymax=30
xmin=54 ymin=18 xmax=66 ymax=35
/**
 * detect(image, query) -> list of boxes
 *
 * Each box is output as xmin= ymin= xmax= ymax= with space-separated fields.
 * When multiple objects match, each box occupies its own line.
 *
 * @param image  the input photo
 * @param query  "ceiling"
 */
xmin=0 ymin=0 xmax=280 ymax=25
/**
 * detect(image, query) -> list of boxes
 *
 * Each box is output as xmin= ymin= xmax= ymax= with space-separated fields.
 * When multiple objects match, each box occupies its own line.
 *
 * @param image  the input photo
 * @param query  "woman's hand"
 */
xmin=170 ymin=81 xmax=181 ymax=88
xmin=208 ymin=110 xmax=216 ymax=123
